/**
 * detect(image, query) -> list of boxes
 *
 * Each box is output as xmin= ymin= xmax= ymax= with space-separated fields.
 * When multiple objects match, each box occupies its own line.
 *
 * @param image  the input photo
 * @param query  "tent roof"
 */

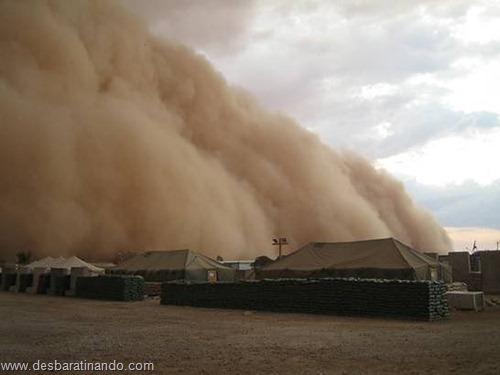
xmin=27 ymin=256 xmax=63 ymax=269
xmin=27 ymin=256 xmax=103 ymax=272
xmin=113 ymin=249 xmax=233 ymax=272
xmin=58 ymin=256 xmax=104 ymax=272
xmin=261 ymin=237 xmax=439 ymax=272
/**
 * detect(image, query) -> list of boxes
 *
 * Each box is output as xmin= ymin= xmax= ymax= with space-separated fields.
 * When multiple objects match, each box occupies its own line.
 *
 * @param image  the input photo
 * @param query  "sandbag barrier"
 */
xmin=49 ymin=275 xmax=70 ymax=296
xmin=2 ymin=273 xmax=16 ymax=291
xmin=37 ymin=274 xmax=51 ymax=294
xmin=145 ymin=282 xmax=162 ymax=296
xmin=161 ymin=278 xmax=450 ymax=321
xmin=18 ymin=274 xmax=33 ymax=293
xmin=76 ymin=275 xmax=145 ymax=301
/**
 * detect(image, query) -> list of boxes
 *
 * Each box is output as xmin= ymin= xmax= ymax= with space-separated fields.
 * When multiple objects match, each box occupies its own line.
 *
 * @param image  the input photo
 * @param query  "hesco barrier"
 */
xmin=50 ymin=275 xmax=71 ymax=296
xmin=2 ymin=273 xmax=16 ymax=291
xmin=37 ymin=274 xmax=51 ymax=294
xmin=161 ymin=278 xmax=450 ymax=321
xmin=18 ymin=274 xmax=33 ymax=293
xmin=76 ymin=275 xmax=145 ymax=301
xmin=145 ymin=282 xmax=162 ymax=296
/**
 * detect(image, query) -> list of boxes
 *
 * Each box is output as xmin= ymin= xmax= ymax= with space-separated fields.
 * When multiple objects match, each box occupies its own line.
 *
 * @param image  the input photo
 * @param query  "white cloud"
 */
xmin=374 ymin=122 xmax=394 ymax=139
xmin=123 ymin=0 xmax=500 ymax=230
xmin=445 ymin=60 xmax=500 ymax=113
xmin=354 ymin=83 xmax=399 ymax=100
xmin=451 ymin=3 xmax=500 ymax=44
xmin=122 ymin=0 xmax=256 ymax=55
xmin=377 ymin=127 xmax=500 ymax=186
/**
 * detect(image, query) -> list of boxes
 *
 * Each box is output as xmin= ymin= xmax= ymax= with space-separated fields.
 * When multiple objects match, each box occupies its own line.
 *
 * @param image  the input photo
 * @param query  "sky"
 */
xmin=123 ymin=0 xmax=500 ymax=251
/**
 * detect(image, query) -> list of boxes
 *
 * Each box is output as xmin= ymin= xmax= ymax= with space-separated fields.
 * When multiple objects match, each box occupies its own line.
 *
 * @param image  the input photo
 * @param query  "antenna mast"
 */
xmin=272 ymin=237 xmax=288 ymax=259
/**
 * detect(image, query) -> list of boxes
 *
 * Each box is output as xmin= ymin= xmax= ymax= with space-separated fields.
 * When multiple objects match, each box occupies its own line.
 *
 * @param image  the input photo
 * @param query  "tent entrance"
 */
xmin=207 ymin=269 xmax=217 ymax=283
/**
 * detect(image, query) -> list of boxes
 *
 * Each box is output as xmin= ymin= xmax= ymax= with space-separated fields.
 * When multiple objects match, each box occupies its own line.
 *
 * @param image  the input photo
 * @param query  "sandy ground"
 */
xmin=1 ymin=293 xmax=500 ymax=374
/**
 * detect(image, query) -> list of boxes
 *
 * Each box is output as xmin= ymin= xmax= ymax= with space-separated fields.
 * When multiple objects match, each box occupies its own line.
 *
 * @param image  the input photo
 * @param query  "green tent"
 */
xmin=258 ymin=237 xmax=452 ymax=282
xmin=110 ymin=249 xmax=236 ymax=282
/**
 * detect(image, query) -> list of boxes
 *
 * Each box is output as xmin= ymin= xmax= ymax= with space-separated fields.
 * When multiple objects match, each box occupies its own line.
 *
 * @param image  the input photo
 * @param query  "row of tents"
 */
xmin=109 ymin=237 xmax=452 ymax=283
xmin=4 ymin=237 xmax=450 ymax=283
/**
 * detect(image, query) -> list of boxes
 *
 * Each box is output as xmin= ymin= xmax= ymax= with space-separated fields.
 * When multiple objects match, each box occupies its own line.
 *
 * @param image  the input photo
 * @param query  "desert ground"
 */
xmin=1 ymin=292 xmax=499 ymax=374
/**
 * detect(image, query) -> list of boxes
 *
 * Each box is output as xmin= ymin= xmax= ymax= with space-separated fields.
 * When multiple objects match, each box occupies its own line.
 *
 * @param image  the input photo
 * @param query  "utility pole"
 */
xmin=272 ymin=237 xmax=288 ymax=259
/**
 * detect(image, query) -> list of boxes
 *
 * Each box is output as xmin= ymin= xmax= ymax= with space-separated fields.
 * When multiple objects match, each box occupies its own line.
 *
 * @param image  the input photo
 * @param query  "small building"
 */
xmin=447 ymin=250 xmax=500 ymax=293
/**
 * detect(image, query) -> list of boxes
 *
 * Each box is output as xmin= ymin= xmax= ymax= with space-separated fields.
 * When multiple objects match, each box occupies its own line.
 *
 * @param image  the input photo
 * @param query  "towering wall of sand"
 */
xmin=0 ymin=0 xmax=451 ymax=260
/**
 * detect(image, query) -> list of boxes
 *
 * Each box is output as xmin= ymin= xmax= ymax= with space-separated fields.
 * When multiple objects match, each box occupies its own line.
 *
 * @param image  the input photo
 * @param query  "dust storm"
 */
xmin=0 ymin=0 xmax=451 ymax=261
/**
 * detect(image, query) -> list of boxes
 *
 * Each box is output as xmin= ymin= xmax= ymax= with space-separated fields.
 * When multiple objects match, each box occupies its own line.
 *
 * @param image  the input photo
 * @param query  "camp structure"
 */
xmin=110 ymin=249 xmax=236 ymax=282
xmin=27 ymin=256 xmax=104 ymax=274
xmin=258 ymin=237 xmax=452 ymax=282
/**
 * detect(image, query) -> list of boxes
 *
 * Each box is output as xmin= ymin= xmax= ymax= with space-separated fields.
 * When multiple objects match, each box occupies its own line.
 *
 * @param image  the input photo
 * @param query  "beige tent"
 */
xmin=258 ymin=238 xmax=452 ymax=282
xmin=110 ymin=249 xmax=236 ymax=282
xmin=27 ymin=256 xmax=104 ymax=273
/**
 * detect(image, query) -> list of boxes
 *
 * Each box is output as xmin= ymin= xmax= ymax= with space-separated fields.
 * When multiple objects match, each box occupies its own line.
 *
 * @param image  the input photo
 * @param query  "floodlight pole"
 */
xmin=272 ymin=237 xmax=288 ymax=259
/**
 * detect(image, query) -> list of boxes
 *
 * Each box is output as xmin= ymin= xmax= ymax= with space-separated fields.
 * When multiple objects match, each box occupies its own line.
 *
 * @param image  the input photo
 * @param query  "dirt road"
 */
xmin=1 ymin=293 xmax=499 ymax=374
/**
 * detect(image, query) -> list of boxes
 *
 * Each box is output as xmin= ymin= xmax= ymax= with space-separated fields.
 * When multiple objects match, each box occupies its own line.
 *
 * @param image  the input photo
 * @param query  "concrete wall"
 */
xmin=478 ymin=251 xmax=500 ymax=294
xmin=448 ymin=252 xmax=470 ymax=282
xmin=161 ymin=279 xmax=449 ymax=321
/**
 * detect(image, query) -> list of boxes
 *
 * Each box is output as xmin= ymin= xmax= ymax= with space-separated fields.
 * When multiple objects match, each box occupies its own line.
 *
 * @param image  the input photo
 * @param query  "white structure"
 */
xmin=222 ymin=260 xmax=254 ymax=271
xmin=446 ymin=291 xmax=484 ymax=311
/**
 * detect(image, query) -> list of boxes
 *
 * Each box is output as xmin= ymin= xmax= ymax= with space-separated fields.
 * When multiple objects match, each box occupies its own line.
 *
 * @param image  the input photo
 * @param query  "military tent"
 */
xmin=27 ymin=256 xmax=104 ymax=273
xmin=110 ymin=249 xmax=236 ymax=282
xmin=258 ymin=237 xmax=452 ymax=282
